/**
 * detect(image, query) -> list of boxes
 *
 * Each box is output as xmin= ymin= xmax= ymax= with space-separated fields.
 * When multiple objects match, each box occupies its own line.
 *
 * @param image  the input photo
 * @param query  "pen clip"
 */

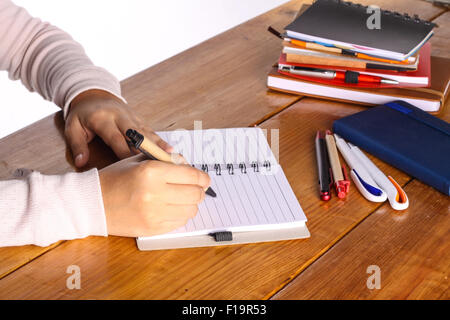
xmin=387 ymin=176 xmax=409 ymax=210
xmin=351 ymin=169 xmax=387 ymax=203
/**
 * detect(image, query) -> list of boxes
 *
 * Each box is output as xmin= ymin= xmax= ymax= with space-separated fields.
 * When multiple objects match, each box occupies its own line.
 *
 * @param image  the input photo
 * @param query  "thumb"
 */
xmin=65 ymin=117 xmax=90 ymax=168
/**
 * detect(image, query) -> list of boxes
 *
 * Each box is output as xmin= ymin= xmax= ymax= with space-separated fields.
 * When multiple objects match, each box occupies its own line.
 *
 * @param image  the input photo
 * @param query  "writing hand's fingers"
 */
xmin=65 ymin=117 xmax=90 ymax=167
xmin=146 ymin=162 xmax=211 ymax=189
xmin=161 ymin=184 xmax=205 ymax=205
xmin=170 ymin=153 xmax=188 ymax=165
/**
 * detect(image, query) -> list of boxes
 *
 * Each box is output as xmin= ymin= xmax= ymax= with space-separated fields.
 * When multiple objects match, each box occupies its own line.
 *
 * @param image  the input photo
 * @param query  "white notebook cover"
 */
xmin=267 ymin=74 xmax=440 ymax=112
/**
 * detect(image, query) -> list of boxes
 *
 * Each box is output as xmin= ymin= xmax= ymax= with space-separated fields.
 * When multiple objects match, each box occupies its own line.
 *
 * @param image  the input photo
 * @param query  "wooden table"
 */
xmin=0 ymin=0 xmax=448 ymax=300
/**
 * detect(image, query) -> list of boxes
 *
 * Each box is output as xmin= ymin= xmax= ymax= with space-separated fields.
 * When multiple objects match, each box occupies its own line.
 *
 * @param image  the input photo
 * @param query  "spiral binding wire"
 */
xmin=263 ymin=160 xmax=271 ymax=171
xmin=323 ymin=0 xmax=435 ymax=26
xmin=194 ymin=162 xmax=272 ymax=175
xmin=214 ymin=164 xmax=221 ymax=175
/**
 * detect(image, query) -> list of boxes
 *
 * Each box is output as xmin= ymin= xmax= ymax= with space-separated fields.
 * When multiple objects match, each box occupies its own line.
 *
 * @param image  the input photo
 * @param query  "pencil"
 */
xmin=126 ymin=129 xmax=217 ymax=198
xmin=291 ymin=39 xmax=343 ymax=54
xmin=325 ymin=131 xmax=344 ymax=182
xmin=325 ymin=130 xmax=349 ymax=199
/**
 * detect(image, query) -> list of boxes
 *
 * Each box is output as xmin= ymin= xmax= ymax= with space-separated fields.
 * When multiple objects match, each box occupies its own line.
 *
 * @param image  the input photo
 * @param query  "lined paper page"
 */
xmin=140 ymin=128 xmax=307 ymax=240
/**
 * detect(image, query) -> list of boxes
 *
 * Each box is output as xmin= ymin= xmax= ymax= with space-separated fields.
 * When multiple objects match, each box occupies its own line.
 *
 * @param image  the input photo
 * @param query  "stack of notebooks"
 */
xmin=267 ymin=0 xmax=450 ymax=113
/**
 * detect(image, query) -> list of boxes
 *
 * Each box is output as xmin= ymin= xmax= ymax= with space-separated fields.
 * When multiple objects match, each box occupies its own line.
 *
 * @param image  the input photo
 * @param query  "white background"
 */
xmin=0 ymin=0 xmax=288 ymax=139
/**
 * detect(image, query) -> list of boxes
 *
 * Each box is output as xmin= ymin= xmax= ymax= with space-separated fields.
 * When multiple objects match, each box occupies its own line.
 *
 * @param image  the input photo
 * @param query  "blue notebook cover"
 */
xmin=333 ymin=101 xmax=450 ymax=195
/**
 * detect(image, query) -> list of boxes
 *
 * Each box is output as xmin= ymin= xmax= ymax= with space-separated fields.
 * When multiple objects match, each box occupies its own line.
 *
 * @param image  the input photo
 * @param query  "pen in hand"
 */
xmin=125 ymin=129 xmax=217 ymax=198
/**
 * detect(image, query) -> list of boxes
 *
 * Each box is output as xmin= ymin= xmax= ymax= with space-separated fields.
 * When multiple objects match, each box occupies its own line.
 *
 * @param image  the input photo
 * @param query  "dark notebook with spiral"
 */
xmin=284 ymin=0 xmax=436 ymax=61
xmin=137 ymin=127 xmax=309 ymax=251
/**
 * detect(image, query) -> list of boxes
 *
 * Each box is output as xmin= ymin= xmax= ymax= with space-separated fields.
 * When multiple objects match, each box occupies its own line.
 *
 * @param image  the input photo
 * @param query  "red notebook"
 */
xmin=278 ymin=42 xmax=431 ymax=89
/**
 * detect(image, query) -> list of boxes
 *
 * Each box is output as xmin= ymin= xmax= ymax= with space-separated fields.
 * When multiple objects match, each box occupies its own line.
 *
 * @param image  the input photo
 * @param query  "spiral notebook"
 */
xmin=284 ymin=0 xmax=436 ymax=61
xmin=137 ymin=127 xmax=309 ymax=251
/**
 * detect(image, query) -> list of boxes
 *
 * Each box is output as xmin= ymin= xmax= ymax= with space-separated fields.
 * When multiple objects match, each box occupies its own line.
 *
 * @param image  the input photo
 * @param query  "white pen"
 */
xmin=334 ymin=134 xmax=387 ymax=202
xmin=348 ymin=143 xmax=409 ymax=210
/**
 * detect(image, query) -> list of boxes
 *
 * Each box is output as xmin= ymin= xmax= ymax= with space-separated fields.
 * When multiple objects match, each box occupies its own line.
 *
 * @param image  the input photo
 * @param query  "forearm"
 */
xmin=0 ymin=169 xmax=107 ymax=247
xmin=0 ymin=0 xmax=125 ymax=118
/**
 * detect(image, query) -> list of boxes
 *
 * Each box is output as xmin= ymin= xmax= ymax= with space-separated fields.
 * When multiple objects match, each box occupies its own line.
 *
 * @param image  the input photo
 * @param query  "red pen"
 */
xmin=333 ymin=71 xmax=398 ymax=84
xmin=281 ymin=66 xmax=399 ymax=84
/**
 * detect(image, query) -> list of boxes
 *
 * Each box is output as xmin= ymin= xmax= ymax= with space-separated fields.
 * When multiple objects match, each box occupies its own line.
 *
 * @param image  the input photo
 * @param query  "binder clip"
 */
xmin=209 ymin=231 xmax=233 ymax=242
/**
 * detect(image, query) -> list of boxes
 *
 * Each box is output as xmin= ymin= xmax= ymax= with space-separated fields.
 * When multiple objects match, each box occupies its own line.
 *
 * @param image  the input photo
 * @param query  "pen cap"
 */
xmin=336 ymin=165 xmax=350 ymax=199
xmin=336 ymin=188 xmax=346 ymax=199
xmin=126 ymin=129 xmax=144 ymax=148
xmin=321 ymin=193 xmax=331 ymax=201
xmin=127 ymin=128 xmax=178 ymax=164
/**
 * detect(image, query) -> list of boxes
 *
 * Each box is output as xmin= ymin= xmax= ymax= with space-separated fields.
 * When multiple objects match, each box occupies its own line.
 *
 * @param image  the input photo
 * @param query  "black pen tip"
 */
xmin=206 ymin=187 xmax=217 ymax=198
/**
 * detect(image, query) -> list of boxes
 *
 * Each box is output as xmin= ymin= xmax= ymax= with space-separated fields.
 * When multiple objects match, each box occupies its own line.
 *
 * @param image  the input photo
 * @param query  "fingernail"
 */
xmin=163 ymin=143 xmax=174 ymax=153
xmin=75 ymin=154 xmax=83 ymax=166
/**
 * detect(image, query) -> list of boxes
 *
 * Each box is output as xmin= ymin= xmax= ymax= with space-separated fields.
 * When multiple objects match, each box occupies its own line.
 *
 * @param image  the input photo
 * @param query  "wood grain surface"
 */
xmin=270 ymin=100 xmax=450 ymax=300
xmin=430 ymin=11 xmax=450 ymax=59
xmin=0 ymin=0 xmax=448 ymax=299
xmin=272 ymin=180 xmax=450 ymax=300
xmin=0 ymin=98 xmax=413 ymax=299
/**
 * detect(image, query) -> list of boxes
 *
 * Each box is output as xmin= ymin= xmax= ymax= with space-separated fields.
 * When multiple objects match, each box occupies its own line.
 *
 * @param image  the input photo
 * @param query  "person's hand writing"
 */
xmin=65 ymin=89 xmax=173 ymax=167
xmin=99 ymin=154 xmax=211 ymax=237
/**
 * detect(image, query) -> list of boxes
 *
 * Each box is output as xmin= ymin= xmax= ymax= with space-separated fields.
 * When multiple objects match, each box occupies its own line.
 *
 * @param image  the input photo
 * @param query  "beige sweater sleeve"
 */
xmin=0 ymin=0 xmax=121 ymax=247
xmin=0 ymin=0 xmax=126 ymax=118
